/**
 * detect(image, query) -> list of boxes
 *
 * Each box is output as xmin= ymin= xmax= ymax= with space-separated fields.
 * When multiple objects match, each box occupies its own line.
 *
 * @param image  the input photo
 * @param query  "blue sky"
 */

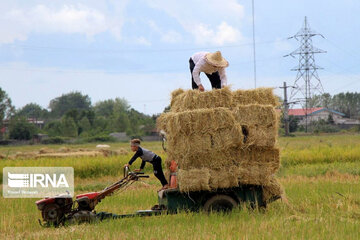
xmin=1 ymin=0 xmax=360 ymax=114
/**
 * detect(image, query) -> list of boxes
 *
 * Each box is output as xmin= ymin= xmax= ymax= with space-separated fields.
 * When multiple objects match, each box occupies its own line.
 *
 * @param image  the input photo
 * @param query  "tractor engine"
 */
xmin=35 ymin=194 xmax=73 ymax=225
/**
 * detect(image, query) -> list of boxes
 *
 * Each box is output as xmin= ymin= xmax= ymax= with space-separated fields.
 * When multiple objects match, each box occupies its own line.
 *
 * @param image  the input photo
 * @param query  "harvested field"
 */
xmin=2 ymin=147 xmax=129 ymax=159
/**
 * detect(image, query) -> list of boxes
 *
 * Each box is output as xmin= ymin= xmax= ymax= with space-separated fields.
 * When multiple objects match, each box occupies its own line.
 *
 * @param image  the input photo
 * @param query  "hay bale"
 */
xmin=96 ymin=144 xmax=110 ymax=148
xmin=170 ymin=87 xmax=233 ymax=112
xmin=39 ymin=148 xmax=54 ymax=154
xmin=170 ymin=88 xmax=185 ymax=108
xmin=232 ymin=147 xmax=280 ymax=186
xmin=58 ymin=147 xmax=71 ymax=153
xmin=209 ymin=166 xmax=239 ymax=189
xmin=232 ymin=88 xmax=279 ymax=107
xmin=232 ymin=105 xmax=277 ymax=126
xmin=15 ymin=152 xmax=37 ymax=159
xmin=178 ymin=168 xmax=211 ymax=192
xmin=232 ymin=105 xmax=278 ymax=147
xmin=165 ymin=125 xmax=243 ymax=164
xmin=243 ymin=125 xmax=277 ymax=147
xmin=37 ymin=151 xmax=102 ymax=158
xmin=117 ymin=148 xmax=129 ymax=155
xmin=159 ymin=87 xmax=281 ymax=193
xmin=78 ymin=148 xmax=89 ymax=152
xmin=159 ymin=107 xmax=237 ymax=136
xmin=262 ymin=176 xmax=284 ymax=203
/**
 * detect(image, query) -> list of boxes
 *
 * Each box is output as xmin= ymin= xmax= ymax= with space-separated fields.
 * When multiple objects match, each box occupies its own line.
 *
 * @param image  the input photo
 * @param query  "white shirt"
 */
xmin=191 ymin=52 xmax=228 ymax=87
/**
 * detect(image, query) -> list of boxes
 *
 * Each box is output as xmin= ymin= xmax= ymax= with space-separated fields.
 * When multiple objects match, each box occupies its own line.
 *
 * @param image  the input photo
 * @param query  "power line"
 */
xmin=251 ymin=0 xmax=257 ymax=88
xmin=0 ymin=55 xmax=284 ymax=74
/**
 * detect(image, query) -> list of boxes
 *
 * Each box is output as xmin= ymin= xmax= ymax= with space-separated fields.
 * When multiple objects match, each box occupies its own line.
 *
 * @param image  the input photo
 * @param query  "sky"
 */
xmin=1 ymin=0 xmax=360 ymax=115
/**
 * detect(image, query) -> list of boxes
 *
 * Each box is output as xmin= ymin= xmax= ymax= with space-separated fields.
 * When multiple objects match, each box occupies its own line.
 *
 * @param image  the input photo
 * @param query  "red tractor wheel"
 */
xmin=203 ymin=195 xmax=238 ymax=213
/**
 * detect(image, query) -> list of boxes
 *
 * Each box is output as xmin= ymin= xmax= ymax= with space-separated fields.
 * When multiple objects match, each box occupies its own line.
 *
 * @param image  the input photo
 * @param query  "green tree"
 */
xmin=44 ymin=120 xmax=62 ymax=137
xmin=49 ymin=92 xmax=91 ymax=118
xmin=16 ymin=103 xmax=49 ymax=119
xmin=9 ymin=117 xmax=37 ymax=140
xmin=61 ymin=116 xmax=78 ymax=137
xmin=78 ymin=116 xmax=91 ymax=136
xmin=94 ymin=98 xmax=130 ymax=118
xmin=0 ymin=87 xmax=15 ymax=125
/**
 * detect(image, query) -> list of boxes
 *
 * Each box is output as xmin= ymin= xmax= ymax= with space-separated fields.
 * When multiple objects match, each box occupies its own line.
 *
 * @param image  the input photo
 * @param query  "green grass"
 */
xmin=1 ymin=134 xmax=360 ymax=239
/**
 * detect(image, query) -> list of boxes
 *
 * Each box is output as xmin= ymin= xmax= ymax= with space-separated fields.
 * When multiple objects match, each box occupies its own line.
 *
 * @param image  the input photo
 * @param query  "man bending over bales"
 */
xmin=124 ymin=139 xmax=169 ymax=190
xmin=189 ymin=51 xmax=229 ymax=91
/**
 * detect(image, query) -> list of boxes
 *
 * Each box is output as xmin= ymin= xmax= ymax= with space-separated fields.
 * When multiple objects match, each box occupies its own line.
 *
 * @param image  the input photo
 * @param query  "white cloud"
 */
xmin=192 ymin=21 xmax=242 ymax=45
xmin=273 ymin=37 xmax=293 ymax=52
xmin=148 ymin=20 xmax=182 ymax=43
xmin=161 ymin=30 xmax=182 ymax=43
xmin=134 ymin=36 xmax=152 ymax=46
xmin=0 ymin=3 xmax=126 ymax=44
xmin=145 ymin=0 xmax=244 ymax=45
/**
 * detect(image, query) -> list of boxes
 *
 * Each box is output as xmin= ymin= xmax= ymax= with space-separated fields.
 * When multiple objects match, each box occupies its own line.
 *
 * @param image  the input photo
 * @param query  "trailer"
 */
xmin=35 ymin=168 xmax=279 ymax=226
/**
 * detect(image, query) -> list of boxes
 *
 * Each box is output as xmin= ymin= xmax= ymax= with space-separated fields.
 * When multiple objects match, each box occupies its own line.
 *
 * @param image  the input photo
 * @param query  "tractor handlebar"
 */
xmin=124 ymin=166 xmax=149 ymax=178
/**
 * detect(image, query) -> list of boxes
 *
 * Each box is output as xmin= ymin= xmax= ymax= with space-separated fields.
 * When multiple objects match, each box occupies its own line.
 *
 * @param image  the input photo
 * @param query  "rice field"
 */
xmin=0 ymin=133 xmax=360 ymax=239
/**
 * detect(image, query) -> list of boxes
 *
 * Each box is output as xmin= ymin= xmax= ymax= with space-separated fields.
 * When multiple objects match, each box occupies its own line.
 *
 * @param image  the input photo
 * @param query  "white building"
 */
xmin=288 ymin=107 xmax=360 ymax=127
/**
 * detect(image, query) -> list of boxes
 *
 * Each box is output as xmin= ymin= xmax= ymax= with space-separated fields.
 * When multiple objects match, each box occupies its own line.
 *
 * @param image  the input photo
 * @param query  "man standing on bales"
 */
xmin=189 ymin=51 xmax=229 ymax=92
xmin=124 ymin=139 xmax=169 ymax=190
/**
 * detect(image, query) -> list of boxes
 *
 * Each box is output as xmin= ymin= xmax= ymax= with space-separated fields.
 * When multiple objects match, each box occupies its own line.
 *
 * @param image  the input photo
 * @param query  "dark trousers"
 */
xmin=189 ymin=58 xmax=221 ymax=89
xmin=152 ymin=156 xmax=168 ymax=186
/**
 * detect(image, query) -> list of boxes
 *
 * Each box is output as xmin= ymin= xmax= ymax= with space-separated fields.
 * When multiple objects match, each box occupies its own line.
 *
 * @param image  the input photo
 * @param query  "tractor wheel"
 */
xmin=69 ymin=211 xmax=97 ymax=224
xmin=203 ymin=195 xmax=238 ymax=213
xmin=42 ymin=203 xmax=63 ymax=225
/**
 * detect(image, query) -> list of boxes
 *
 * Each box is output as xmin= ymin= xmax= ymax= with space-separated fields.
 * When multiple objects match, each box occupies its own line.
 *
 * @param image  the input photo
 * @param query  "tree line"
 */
xmin=309 ymin=92 xmax=360 ymax=118
xmin=0 ymin=88 xmax=157 ymax=141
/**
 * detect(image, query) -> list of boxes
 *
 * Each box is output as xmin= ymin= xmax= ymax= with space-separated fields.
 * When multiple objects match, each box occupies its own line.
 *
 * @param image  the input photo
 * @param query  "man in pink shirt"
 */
xmin=189 ymin=51 xmax=229 ymax=91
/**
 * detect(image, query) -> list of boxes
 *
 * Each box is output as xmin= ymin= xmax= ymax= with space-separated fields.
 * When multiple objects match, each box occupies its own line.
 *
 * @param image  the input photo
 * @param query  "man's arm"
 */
xmin=140 ymin=160 xmax=146 ymax=170
xmin=128 ymin=148 xmax=143 ymax=165
xmin=192 ymin=60 xmax=203 ymax=87
xmin=218 ymin=68 xmax=227 ymax=87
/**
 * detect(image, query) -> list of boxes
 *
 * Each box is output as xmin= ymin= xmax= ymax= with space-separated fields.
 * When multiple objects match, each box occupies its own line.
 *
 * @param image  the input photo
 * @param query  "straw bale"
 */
xmin=244 ymin=125 xmax=278 ymax=147
xmin=262 ymin=176 xmax=284 ymax=203
xmin=37 ymin=151 xmax=102 ymax=158
xmin=235 ymin=147 xmax=280 ymax=185
xmin=158 ymin=107 xmax=237 ymax=136
xmin=15 ymin=152 xmax=37 ymax=159
xmin=39 ymin=147 xmax=55 ymax=154
xmin=170 ymin=88 xmax=185 ymax=108
xmin=172 ymin=145 xmax=279 ymax=171
xmin=159 ymin=86 xmax=282 ymax=193
xmin=58 ymin=147 xmax=71 ymax=153
xmin=209 ymin=166 xmax=239 ymax=189
xmin=166 ymin=125 xmax=243 ymax=162
xmin=117 ymin=148 xmax=129 ymax=155
xmin=232 ymin=105 xmax=278 ymax=147
xmin=232 ymin=88 xmax=279 ymax=107
xmin=232 ymin=104 xmax=277 ymax=126
xmin=77 ymin=148 xmax=89 ymax=152
xmin=170 ymin=87 xmax=233 ymax=112
xmin=178 ymin=168 xmax=211 ymax=192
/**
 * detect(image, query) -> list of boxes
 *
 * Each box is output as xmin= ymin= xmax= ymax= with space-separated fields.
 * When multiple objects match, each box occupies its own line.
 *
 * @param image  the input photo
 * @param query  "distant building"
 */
xmin=142 ymin=128 xmax=162 ymax=141
xmin=1 ymin=118 xmax=45 ymax=133
xmin=109 ymin=132 xmax=130 ymax=141
xmin=288 ymin=107 xmax=360 ymax=127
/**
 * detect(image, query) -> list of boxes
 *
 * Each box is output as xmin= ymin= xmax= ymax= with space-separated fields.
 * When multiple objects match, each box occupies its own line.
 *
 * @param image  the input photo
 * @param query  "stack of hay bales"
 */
xmin=157 ymin=87 xmax=283 ymax=203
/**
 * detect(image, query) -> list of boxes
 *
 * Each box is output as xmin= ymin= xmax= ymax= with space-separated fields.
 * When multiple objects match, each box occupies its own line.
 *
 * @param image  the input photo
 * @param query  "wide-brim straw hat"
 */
xmin=205 ymin=51 xmax=229 ymax=68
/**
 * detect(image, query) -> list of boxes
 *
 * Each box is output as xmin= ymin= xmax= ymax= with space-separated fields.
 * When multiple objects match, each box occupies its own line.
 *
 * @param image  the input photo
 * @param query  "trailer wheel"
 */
xmin=203 ymin=195 xmax=238 ymax=213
